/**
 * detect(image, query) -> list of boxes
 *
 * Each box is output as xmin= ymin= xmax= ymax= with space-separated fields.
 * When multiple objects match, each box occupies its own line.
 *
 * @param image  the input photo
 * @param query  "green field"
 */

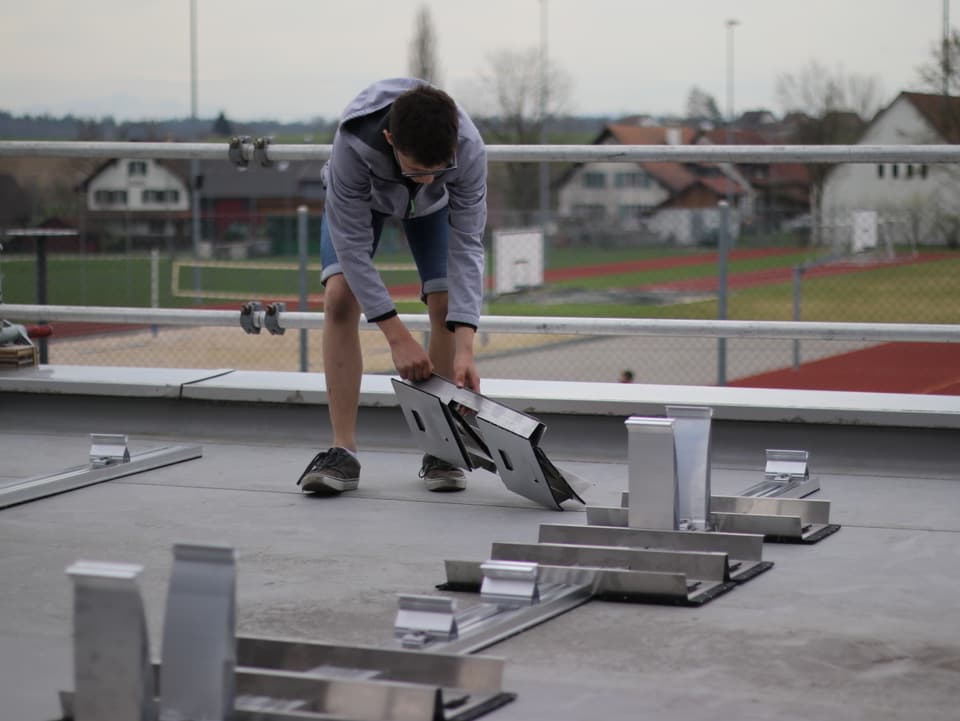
xmin=3 ymin=248 xmax=958 ymax=325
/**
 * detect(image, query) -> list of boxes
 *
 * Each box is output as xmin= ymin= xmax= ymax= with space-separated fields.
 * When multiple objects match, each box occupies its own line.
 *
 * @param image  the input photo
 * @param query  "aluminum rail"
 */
xmin=2 ymin=304 xmax=958 ymax=343
xmin=4 ymin=140 xmax=960 ymax=164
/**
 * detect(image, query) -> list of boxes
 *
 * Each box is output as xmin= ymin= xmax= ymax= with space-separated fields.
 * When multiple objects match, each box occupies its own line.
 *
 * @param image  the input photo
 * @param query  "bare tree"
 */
xmin=776 ymin=61 xmax=880 ymax=245
xmin=917 ymin=28 xmax=960 ymax=95
xmin=408 ymin=5 xmax=439 ymax=84
xmin=685 ymin=86 xmax=722 ymax=125
xmin=472 ymin=47 xmax=572 ymax=216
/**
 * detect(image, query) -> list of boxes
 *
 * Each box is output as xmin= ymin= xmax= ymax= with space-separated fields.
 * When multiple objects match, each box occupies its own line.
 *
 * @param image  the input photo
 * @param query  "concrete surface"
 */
xmin=1 ymin=387 xmax=959 ymax=721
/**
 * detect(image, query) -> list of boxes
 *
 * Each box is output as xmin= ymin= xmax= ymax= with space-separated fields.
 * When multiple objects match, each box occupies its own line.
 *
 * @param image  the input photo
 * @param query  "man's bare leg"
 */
xmin=426 ymin=291 xmax=455 ymax=377
xmin=323 ymin=275 xmax=363 ymax=452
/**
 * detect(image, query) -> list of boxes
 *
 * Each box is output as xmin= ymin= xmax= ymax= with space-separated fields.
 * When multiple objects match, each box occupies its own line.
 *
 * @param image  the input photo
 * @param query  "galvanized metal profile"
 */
xmin=665 ymin=405 xmax=713 ymax=530
xmin=626 ymin=417 xmax=679 ymax=530
xmin=65 ymin=561 xmax=154 ymax=721
xmin=5 ymin=139 xmax=960 ymax=163
xmin=0 ymin=444 xmax=203 ymax=510
xmin=159 ymin=543 xmax=236 ymax=721
xmin=536 ymin=524 xmax=769 ymax=583
xmin=5 ymin=303 xmax=960 ymax=343
xmin=235 ymin=635 xmax=506 ymax=693
xmin=710 ymin=495 xmax=839 ymax=542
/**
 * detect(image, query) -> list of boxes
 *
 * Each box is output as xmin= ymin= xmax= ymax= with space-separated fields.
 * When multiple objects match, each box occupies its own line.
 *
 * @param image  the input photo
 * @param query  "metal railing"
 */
xmin=4 ymin=140 xmax=960 ymax=164
xmin=3 ymin=304 xmax=959 ymax=344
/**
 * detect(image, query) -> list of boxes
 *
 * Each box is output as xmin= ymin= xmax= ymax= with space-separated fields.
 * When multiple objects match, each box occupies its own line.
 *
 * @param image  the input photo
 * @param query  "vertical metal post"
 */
xmin=150 ymin=248 xmax=159 ymax=338
xmin=625 ymin=417 xmax=679 ymax=530
xmin=665 ymin=405 xmax=713 ymax=531
xmin=792 ymin=265 xmax=803 ymax=370
xmin=159 ymin=543 xmax=236 ymax=721
xmin=67 ymin=561 xmax=155 ymax=721
xmin=716 ymin=201 xmax=729 ymax=386
xmin=190 ymin=0 xmax=202 ymax=303
xmin=538 ymin=0 xmax=550 ymax=266
xmin=297 ymin=205 xmax=310 ymax=372
xmin=36 ymin=235 xmax=49 ymax=364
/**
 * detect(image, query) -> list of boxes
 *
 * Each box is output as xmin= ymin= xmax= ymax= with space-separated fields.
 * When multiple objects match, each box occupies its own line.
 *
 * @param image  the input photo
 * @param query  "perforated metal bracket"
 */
xmin=89 ymin=433 xmax=130 ymax=467
xmin=392 ymin=376 xmax=584 ymax=510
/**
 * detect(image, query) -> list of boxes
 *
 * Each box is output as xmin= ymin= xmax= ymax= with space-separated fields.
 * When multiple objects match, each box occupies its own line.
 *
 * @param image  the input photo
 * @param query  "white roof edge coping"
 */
xmin=1 ymin=365 xmax=958 ymax=429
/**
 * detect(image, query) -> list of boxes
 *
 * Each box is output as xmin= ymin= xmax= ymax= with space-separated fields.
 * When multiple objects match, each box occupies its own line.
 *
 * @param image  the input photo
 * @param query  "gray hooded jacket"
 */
xmin=322 ymin=78 xmax=487 ymax=329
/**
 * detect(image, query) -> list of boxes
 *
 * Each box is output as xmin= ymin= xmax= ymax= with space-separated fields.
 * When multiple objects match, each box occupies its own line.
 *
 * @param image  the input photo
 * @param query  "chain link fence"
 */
xmin=3 ymin=156 xmax=960 ymax=393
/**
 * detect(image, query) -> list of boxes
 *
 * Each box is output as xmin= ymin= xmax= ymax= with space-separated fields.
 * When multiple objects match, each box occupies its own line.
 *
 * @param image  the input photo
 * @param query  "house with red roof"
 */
xmin=556 ymin=123 xmax=751 ymax=246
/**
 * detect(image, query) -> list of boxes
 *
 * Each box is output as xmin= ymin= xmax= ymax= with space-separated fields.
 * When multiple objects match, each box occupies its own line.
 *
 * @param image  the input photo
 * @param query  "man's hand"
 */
xmin=378 ymin=316 xmax=434 ymax=381
xmin=453 ymin=326 xmax=480 ymax=392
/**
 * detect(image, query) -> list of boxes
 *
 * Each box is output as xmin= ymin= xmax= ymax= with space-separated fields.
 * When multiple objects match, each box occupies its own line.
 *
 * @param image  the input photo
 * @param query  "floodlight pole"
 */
xmin=190 ymin=0 xmax=202 ymax=302
xmin=718 ymin=18 xmax=738 ymax=387
xmin=538 ymin=0 xmax=550 ymax=262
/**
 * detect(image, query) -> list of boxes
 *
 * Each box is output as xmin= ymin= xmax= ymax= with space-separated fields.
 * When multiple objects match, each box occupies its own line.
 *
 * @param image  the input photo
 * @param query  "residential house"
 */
xmin=555 ymin=124 xmax=747 ymax=246
xmin=78 ymin=156 xmax=326 ymax=255
xmin=79 ymin=158 xmax=190 ymax=251
xmin=820 ymin=91 xmax=960 ymax=249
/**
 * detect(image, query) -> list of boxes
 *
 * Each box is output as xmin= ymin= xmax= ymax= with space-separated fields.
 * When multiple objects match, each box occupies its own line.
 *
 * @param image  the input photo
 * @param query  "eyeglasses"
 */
xmin=394 ymin=149 xmax=457 ymax=180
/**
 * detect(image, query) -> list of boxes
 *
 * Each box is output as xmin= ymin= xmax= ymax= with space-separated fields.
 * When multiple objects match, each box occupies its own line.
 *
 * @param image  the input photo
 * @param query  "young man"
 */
xmin=296 ymin=78 xmax=487 ymax=495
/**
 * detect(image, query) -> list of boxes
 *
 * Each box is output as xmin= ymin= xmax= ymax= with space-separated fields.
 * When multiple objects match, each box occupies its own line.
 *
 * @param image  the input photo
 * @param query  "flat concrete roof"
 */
xmin=2 ymin=372 xmax=960 ymax=721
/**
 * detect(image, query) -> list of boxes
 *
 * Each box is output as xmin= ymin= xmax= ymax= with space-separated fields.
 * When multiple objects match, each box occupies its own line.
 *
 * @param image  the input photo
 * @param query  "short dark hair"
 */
xmin=388 ymin=85 xmax=459 ymax=167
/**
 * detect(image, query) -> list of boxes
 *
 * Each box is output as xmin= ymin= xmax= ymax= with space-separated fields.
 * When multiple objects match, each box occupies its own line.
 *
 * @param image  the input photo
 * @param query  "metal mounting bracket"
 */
xmin=392 ymin=376 xmax=584 ymax=510
xmin=738 ymin=449 xmax=820 ymax=498
xmin=89 ymin=433 xmax=130 ymax=467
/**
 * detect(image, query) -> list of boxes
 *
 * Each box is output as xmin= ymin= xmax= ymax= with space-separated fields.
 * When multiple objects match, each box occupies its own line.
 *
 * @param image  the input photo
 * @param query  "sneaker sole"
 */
xmin=300 ymin=473 xmax=359 ymax=494
xmin=424 ymin=476 xmax=467 ymax=492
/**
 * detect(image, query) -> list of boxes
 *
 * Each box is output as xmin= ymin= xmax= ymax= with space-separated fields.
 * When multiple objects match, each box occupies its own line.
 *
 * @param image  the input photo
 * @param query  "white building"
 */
xmin=821 ymin=92 xmax=960 ymax=250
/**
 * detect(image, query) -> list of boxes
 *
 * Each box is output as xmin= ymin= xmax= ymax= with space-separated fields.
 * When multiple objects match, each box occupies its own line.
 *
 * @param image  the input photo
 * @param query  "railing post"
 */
xmin=297 ymin=205 xmax=310 ymax=372
xmin=716 ymin=201 xmax=729 ymax=386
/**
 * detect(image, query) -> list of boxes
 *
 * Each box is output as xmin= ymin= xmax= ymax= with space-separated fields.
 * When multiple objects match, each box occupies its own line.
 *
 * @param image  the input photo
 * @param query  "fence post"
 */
xmin=716 ymin=201 xmax=729 ymax=386
xmin=150 ymin=248 xmax=159 ymax=338
xmin=792 ymin=265 xmax=803 ymax=370
xmin=297 ymin=205 xmax=309 ymax=372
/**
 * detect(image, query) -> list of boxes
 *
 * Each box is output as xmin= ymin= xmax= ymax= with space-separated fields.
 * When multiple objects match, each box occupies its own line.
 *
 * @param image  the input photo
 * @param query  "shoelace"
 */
xmin=296 ymin=450 xmax=334 ymax=485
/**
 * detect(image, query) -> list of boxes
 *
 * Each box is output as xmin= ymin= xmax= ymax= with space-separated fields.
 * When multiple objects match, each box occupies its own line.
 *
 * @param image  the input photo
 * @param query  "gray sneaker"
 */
xmin=297 ymin=447 xmax=360 ymax=493
xmin=419 ymin=454 xmax=467 ymax=492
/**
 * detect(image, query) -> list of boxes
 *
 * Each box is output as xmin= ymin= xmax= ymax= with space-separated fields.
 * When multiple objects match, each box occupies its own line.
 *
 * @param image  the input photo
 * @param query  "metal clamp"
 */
xmin=765 ymin=449 xmax=809 ymax=484
xmin=228 ymin=136 xmax=251 ymax=168
xmin=240 ymin=301 xmax=263 ymax=334
xmin=253 ymin=136 xmax=273 ymax=168
xmin=264 ymin=302 xmax=285 ymax=335
xmin=89 ymin=433 xmax=130 ymax=467
xmin=395 ymin=594 xmax=458 ymax=648
xmin=480 ymin=561 xmax=540 ymax=607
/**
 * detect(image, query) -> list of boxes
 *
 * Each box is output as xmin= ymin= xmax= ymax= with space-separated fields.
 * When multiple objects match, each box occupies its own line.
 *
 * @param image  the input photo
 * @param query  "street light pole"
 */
xmin=538 ymin=0 xmax=550 ymax=260
xmin=190 ymin=0 xmax=202 ymax=301
xmin=717 ymin=18 xmax=738 ymax=387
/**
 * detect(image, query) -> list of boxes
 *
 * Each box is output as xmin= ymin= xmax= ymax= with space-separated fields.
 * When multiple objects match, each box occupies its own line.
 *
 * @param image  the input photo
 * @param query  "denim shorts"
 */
xmin=320 ymin=206 xmax=450 ymax=301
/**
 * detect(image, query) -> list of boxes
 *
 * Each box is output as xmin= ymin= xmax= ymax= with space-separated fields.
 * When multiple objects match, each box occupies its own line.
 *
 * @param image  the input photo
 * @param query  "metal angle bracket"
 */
xmin=392 ymin=376 xmax=584 ymax=510
xmin=480 ymin=560 xmax=540 ymax=607
xmin=395 ymin=594 xmax=459 ymax=649
xmin=89 ymin=433 xmax=130 ymax=467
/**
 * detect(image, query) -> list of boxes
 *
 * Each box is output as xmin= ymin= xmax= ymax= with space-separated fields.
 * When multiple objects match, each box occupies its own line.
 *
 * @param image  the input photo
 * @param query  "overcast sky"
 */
xmin=0 ymin=0 xmax=954 ymax=123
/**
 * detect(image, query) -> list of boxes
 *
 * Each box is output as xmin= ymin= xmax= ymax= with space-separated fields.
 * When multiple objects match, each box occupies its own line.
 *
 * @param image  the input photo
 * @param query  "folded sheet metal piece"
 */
xmin=392 ymin=376 xmax=584 ymax=509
